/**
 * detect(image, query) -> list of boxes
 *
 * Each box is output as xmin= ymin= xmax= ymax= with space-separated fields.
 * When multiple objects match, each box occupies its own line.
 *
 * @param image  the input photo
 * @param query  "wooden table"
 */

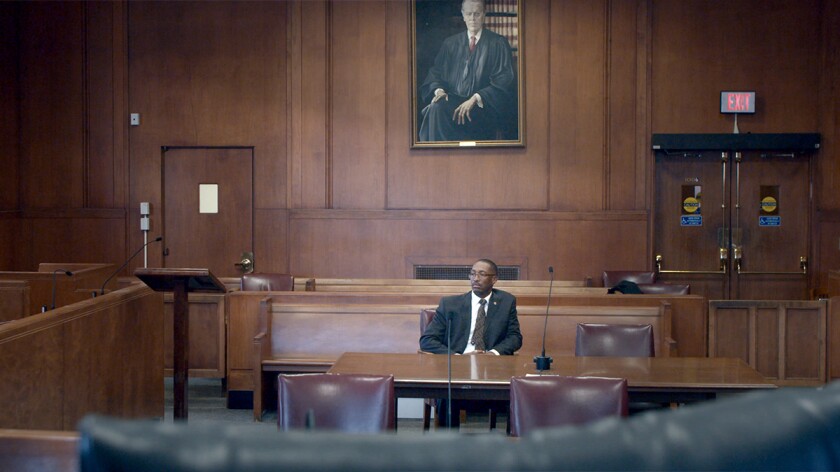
xmin=328 ymin=352 xmax=776 ymax=405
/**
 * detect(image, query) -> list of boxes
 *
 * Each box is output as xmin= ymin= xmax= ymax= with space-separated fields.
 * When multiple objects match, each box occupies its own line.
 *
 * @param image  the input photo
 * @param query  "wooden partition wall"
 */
xmin=0 ymin=284 xmax=164 ymax=430
xmin=0 ymin=263 xmax=113 ymax=317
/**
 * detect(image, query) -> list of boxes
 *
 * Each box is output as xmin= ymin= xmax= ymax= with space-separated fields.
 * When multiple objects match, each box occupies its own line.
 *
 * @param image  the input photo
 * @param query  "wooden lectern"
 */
xmin=134 ymin=268 xmax=226 ymax=420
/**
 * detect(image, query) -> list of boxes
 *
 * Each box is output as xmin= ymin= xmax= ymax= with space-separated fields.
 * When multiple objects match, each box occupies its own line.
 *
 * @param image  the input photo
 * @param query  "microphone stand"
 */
xmin=533 ymin=266 xmax=555 ymax=371
xmin=446 ymin=314 xmax=452 ymax=429
xmin=50 ymin=269 xmax=74 ymax=310
xmin=97 ymin=236 xmax=162 ymax=296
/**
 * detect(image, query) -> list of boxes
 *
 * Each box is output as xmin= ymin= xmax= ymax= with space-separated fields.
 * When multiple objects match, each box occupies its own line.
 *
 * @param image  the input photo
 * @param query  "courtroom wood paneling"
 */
xmin=128 ymin=0 xmax=287 ymax=271
xmin=289 ymin=1 xmax=329 ymax=209
xmin=826 ymin=272 xmax=840 ymax=380
xmin=651 ymin=0 xmax=820 ymax=134
xmin=85 ymin=1 xmax=128 ymax=209
xmin=254 ymin=209 xmax=290 ymax=273
xmin=0 ymin=215 xmax=16 ymax=270
xmin=0 ymin=284 xmax=163 ymax=430
xmin=817 ymin=1 xmax=840 ymax=210
xmin=289 ymin=210 xmax=648 ymax=281
xmin=164 ymin=293 xmax=225 ymax=378
xmin=549 ymin=0 xmax=608 ymax=211
xmin=0 ymin=281 xmax=28 ymax=322
xmin=62 ymin=288 xmax=164 ymax=426
xmin=607 ymin=0 xmax=649 ymax=211
xmin=17 ymin=211 xmax=125 ymax=273
xmin=0 ymin=2 xmax=19 ymax=212
xmin=2 ymin=0 xmax=838 ymax=310
xmin=331 ymin=1 xmax=387 ymax=209
xmin=709 ymin=300 xmax=826 ymax=386
xmin=19 ymin=1 xmax=85 ymax=209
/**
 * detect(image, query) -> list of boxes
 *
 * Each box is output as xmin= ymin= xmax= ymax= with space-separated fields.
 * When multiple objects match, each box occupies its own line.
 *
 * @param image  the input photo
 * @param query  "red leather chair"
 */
xmin=602 ymin=271 xmax=656 ymax=288
xmin=241 ymin=273 xmax=294 ymax=291
xmin=509 ymin=376 xmax=628 ymax=437
xmin=277 ymin=373 xmax=395 ymax=433
xmin=575 ymin=323 xmax=655 ymax=357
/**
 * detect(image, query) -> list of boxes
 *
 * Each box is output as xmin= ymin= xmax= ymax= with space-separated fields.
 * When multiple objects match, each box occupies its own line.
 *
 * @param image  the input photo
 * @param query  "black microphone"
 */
xmin=50 ymin=269 xmax=73 ymax=310
xmin=97 ymin=236 xmax=163 ymax=296
xmin=533 ymin=266 xmax=554 ymax=371
xmin=446 ymin=312 xmax=453 ymax=429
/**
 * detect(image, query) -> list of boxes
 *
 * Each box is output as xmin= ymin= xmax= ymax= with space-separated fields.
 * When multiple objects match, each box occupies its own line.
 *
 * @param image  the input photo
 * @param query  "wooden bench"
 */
xmin=0 ymin=429 xmax=79 ymax=472
xmin=227 ymin=291 xmax=705 ymax=399
xmin=251 ymin=299 xmax=672 ymax=420
xmin=295 ymin=277 xmax=600 ymax=295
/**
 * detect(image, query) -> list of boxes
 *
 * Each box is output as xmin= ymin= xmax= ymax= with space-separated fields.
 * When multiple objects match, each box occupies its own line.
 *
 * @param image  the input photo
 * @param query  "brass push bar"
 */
xmin=655 ymin=253 xmax=727 ymax=276
xmin=735 ymin=256 xmax=807 ymax=276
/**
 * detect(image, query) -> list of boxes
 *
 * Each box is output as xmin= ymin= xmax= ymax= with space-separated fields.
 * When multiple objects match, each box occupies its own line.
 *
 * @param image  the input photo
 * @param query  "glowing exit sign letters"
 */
xmin=720 ymin=91 xmax=756 ymax=114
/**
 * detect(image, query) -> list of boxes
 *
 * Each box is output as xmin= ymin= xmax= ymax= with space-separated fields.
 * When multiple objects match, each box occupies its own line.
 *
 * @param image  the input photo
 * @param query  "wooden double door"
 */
xmin=654 ymin=150 xmax=813 ymax=300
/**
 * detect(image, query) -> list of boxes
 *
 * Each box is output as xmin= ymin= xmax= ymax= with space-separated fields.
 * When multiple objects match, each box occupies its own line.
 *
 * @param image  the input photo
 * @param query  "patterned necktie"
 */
xmin=469 ymin=35 xmax=476 ymax=52
xmin=471 ymin=298 xmax=487 ymax=350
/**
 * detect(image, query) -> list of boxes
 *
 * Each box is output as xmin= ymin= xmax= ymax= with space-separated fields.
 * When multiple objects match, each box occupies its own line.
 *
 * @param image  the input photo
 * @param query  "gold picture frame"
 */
xmin=411 ymin=0 xmax=524 ymax=148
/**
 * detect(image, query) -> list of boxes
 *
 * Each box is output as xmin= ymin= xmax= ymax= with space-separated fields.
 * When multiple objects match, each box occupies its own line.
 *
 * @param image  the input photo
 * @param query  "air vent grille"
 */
xmin=414 ymin=265 xmax=520 ymax=280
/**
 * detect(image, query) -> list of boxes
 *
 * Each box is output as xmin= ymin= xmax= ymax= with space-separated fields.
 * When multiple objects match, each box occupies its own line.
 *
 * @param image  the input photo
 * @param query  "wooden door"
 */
xmin=730 ymin=153 xmax=810 ymax=299
xmin=162 ymin=147 xmax=253 ymax=278
xmin=655 ymin=152 xmax=731 ymax=299
xmin=655 ymin=152 xmax=812 ymax=300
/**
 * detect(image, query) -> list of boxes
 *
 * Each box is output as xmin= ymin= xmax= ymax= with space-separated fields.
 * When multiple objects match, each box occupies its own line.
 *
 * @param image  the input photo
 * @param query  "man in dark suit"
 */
xmin=419 ymin=258 xmax=522 ymax=427
xmin=420 ymin=259 xmax=522 ymax=355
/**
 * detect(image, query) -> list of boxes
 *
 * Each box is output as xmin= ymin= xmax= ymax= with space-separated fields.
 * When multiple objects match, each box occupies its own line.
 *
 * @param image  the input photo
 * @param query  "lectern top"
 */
xmin=134 ymin=268 xmax=226 ymax=293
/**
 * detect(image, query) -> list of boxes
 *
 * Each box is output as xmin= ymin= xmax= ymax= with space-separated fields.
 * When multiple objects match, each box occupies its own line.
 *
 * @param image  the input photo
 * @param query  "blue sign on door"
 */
xmin=681 ymin=215 xmax=702 ymax=226
xmin=759 ymin=216 xmax=781 ymax=227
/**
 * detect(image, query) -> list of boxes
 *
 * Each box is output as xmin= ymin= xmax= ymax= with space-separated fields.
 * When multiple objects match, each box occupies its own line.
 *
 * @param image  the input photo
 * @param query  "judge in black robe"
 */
xmin=418 ymin=21 xmax=517 ymax=142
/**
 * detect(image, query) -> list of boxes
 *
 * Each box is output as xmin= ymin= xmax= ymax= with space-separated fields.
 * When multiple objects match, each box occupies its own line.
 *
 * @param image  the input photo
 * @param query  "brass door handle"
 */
xmin=234 ymin=251 xmax=255 ymax=274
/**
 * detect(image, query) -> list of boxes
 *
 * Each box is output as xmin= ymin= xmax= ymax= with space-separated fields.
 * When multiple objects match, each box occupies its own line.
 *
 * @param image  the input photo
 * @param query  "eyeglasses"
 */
xmin=469 ymin=271 xmax=496 ymax=279
xmin=462 ymin=11 xmax=484 ymax=18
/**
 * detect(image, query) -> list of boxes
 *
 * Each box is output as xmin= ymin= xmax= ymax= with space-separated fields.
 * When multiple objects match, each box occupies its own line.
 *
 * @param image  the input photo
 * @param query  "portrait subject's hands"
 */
xmin=452 ymin=95 xmax=479 ymax=125
xmin=431 ymin=88 xmax=448 ymax=104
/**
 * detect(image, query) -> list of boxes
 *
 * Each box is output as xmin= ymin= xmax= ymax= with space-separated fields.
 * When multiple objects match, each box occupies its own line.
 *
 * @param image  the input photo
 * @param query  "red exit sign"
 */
xmin=720 ymin=91 xmax=756 ymax=114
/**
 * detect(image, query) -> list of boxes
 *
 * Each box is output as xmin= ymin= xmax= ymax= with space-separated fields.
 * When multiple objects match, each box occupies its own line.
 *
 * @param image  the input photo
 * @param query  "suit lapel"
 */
xmin=458 ymin=292 xmax=473 ymax=342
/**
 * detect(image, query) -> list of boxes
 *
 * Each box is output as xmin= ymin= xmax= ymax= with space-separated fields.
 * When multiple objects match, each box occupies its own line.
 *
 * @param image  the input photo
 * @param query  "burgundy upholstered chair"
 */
xmin=575 ymin=323 xmax=655 ymax=357
xmin=241 ymin=273 xmax=294 ymax=291
xmin=602 ymin=271 xmax=657 ymax=288
xmin=508 ymin=375 xmax=628 ymax=437
xmin=277 ymin=373 xmax=395 ymax=433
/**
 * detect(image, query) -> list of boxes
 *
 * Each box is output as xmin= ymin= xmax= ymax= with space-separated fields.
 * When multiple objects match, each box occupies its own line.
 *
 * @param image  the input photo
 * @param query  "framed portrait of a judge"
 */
xmin=411 ymin=0 xmax=524 ymax=148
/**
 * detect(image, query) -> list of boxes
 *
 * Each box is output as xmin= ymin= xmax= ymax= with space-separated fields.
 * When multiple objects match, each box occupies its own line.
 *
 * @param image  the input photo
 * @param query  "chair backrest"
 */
xmin=509 ymin=376 xmax=628 ymax=437
xmin=602 ymin=271 xmax=656 ymax=288
xmin=277 ymin=373 xmax=395 ymax=433
xmin=575 ymin=323 xmax=655 ymax=357
xmin=241 ymin=273 xmax=294 ymax=291
xmin=420 ymin=308 xmax=436 ymax=334
xmin=637 ymin=283 xmax=690 ymax=295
